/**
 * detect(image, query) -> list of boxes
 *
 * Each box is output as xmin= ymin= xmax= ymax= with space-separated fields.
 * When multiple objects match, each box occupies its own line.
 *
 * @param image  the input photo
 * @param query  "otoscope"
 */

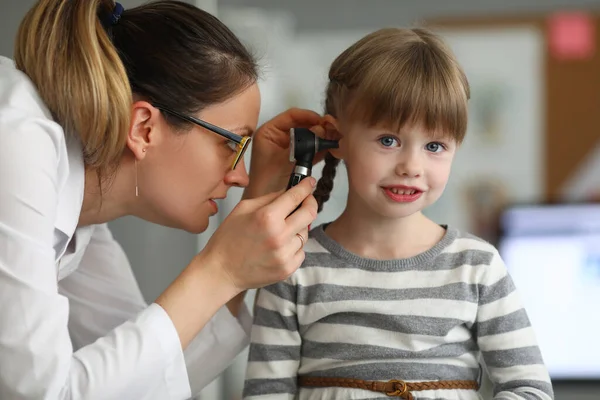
xmin=286 ymin=128 xmax=339 ymax=190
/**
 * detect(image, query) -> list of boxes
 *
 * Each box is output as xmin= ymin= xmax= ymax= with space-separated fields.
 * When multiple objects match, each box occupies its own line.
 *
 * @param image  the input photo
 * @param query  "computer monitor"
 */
xmin=497 ymin=203 xmax=600 ymax=381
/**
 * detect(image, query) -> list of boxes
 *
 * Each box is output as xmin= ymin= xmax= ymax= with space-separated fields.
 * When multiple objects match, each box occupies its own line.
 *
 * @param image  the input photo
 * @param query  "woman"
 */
xmin=0 ymin=1 xmax=320 ymax=399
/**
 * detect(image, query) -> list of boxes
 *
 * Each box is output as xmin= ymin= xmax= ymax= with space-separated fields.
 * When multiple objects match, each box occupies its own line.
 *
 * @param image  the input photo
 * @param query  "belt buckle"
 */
xmin=386 ymin=379 xmax=407 ymax=397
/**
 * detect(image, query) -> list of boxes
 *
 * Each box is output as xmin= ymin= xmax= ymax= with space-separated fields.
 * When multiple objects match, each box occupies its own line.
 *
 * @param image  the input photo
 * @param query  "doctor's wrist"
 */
xmin=191 ymin=250 xmax=242 ymax=301
xmin=154 ymin=251 xmax=240 ymax=349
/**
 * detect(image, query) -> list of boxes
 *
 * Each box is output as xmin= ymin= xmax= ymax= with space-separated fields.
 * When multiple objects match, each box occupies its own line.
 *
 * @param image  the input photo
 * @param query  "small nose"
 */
xmin=396 ymin=151 xmax=423 ymax=178
xmin=225 ymin=160 xmax=250 ymax=188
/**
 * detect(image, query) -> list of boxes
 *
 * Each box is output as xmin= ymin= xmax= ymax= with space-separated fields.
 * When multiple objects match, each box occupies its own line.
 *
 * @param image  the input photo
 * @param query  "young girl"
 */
xmin=243 ymin=28 xmax=553 ymax=400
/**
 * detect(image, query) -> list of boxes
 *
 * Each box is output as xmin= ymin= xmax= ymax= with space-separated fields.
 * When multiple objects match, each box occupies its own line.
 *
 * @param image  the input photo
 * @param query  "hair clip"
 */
xmin=109 ymin=2 xmax=124 ymax=26
xmin=100 ymin=2 xmax=124 ymax=30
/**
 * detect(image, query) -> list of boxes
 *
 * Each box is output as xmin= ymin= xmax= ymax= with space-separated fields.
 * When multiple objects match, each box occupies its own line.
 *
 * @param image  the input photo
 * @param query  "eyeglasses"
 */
xmin=154 ymin=105 xmax=251 ymax=170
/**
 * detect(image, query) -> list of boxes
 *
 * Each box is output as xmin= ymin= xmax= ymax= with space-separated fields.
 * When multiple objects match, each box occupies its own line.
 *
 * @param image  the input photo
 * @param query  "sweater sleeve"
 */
xmin=475 ymin=249 xmax=554 ymax=400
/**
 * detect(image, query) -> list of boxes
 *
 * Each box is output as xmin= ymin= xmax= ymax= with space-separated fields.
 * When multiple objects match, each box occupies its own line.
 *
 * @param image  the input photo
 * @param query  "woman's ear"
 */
xmin=321 ymin=114 xmax=344 ymax=160
xmin=127 ymin=101 xmax=160 ymax=160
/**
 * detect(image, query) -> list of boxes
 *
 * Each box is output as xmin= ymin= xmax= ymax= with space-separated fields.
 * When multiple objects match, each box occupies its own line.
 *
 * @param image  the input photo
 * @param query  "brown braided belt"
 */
xmin=298 ymin=376 xmax=479 ymax=399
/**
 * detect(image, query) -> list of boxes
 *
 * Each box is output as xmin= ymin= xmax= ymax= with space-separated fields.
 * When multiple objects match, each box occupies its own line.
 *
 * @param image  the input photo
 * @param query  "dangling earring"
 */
xmin=135 ymin=158 xmax=139 ymax=197
xmin=135 ymin=149 xmax=146 ymax=197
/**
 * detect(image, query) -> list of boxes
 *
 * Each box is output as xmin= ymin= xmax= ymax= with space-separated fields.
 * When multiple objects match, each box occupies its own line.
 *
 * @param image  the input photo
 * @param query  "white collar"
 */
xmin=55 ymin=135 xmax=86 ymax=241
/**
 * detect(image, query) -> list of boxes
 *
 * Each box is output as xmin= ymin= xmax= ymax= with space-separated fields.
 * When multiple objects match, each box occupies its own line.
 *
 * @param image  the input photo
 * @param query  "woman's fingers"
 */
xmin=271 ymin=108 xmax=322 ymax=131
xmin=285 ymin=195 xmax=318 ymax=234
xmin=286 ymin=233 xmax=308 ymax=269
xmin=266 ymin=177 xmax=317 ymax=218
xmin=294 ymin=228 xmax=309 ymax=253
xmin=268 ymin=228 xmax=309 ymax=281
xmin=202 ymin=171 xmax=317 ymax=291
xmin=259 ymin=108 xmax=323 ymax=147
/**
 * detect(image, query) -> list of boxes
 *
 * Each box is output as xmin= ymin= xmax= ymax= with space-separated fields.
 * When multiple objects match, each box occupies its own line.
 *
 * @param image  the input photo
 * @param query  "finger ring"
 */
xmin=296 ymin=233 xmax=305 ymax=248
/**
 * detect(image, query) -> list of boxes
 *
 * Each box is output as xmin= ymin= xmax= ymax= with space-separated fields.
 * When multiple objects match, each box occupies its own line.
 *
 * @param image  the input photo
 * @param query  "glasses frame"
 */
xmin=154 ymin=104 xmax=251 ymax=170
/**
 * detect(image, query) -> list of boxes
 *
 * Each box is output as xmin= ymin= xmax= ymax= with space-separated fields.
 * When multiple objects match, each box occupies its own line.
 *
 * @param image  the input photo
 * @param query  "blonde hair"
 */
xmin=14 ymin=0 xmax=258 ymax=180
xmin=315 ymin=27 xmax=470 ymax=211
xmin=14 ymin=0 xmax=131 ymax=175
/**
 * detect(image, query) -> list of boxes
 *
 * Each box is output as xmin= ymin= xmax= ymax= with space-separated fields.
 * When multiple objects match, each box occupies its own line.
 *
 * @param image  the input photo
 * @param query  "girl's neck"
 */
xmin=324 ymin=199 xmax=446 ymax=261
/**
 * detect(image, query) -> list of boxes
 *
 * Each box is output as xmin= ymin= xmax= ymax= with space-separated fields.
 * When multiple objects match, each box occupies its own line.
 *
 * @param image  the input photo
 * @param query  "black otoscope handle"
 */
xmin=286 ymin=172 xmax=307 ymax=190
xmin=286 ymin=170 xmax=309 ymax=215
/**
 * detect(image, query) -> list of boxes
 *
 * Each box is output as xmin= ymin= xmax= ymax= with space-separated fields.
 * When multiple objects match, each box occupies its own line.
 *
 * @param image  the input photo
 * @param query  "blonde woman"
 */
xmin=0 ymin=1 xmax=320 ymax=399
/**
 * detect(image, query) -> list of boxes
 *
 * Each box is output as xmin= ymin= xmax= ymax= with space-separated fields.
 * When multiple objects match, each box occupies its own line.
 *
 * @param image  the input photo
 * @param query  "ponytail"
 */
xmin=14 ymin=0 xmax=132 ymax=174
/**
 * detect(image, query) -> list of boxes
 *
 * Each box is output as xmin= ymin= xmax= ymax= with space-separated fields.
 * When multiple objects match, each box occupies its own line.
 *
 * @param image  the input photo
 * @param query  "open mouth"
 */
xmin=382 ymin=187 xmax=423 ymax=203
xmin=387 ymin=188 xmax=418 ymax=195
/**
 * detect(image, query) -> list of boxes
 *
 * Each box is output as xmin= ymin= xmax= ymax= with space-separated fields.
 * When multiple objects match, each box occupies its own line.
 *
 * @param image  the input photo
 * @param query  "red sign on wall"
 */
xmin=548 ymin=12 xmax=595 ymax=60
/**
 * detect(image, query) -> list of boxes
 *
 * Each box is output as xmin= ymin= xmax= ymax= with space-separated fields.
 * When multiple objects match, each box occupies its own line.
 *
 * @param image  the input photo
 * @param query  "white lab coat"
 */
xmin=0 ymin=56 xmax=252 ymax=399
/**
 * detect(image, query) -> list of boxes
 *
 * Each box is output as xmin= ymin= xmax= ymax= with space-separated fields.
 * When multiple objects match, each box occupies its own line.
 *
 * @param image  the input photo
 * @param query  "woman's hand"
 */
xmin=155 ymin=173 xmax=317 ymax=349
xmin=244 ymin=108 xmax=322 ymax=199
xmin=155 ymin=110 xmax=326 ymax=348
xmin=198 ymin=177 xmax=318 ymax=292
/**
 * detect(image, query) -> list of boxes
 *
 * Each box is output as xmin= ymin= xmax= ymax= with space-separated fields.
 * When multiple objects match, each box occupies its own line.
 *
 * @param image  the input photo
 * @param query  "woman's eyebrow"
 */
xmin=231 ymin=125 xmax=254 ymax=136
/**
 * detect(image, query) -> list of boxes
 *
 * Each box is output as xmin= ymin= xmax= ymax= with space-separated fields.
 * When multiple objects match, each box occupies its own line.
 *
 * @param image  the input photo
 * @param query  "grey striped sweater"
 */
xmin=243 ymin=225 xmax=554 ymax=400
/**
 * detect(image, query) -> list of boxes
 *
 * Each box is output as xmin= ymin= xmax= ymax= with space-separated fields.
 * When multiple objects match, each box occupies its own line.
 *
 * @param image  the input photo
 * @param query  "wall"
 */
xmin=220 ymin=0 xmax=600 ymax=31
xmin=2 ymin=1 xmax=599 ymax=399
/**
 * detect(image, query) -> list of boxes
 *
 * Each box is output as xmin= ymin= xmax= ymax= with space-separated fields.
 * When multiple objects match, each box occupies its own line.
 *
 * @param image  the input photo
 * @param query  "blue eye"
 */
xmin=426 ymin=142 xmax=445 ymax=153
xmin=379 ymin=136 xmax=398 ymax=147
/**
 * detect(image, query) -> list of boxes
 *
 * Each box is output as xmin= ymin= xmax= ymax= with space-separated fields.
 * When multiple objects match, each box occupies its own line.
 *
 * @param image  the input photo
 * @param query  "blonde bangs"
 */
xmin=329 ymin=28 xmax=470 ymax=143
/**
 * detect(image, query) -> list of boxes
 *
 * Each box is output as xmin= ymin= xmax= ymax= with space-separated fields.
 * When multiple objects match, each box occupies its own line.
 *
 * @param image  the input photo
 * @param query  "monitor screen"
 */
xmin=497 ymin=203 xmax=600 ymax=380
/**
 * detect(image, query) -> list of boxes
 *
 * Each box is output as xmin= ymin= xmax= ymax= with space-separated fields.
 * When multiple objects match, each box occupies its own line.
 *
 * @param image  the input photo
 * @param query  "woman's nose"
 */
xmin=225 ymin=160 xmax=250 ymax=188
